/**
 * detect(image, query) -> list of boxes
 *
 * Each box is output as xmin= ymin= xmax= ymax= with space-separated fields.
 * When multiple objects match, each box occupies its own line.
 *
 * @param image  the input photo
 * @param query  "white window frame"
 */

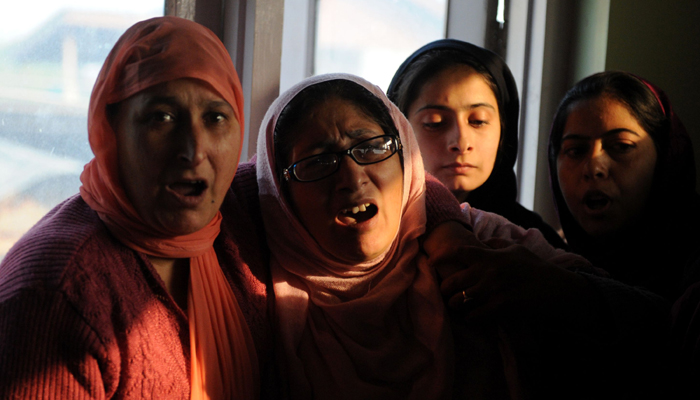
xmin=183 ymin=0 xmax=610 ymax=228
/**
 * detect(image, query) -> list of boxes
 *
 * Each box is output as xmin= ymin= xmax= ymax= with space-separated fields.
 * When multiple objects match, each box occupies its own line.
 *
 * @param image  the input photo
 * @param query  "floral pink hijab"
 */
xmin=256 ymin=73 xmax=453 ymax=398
xmin=79 ymin=16 xmax=257 ymax=399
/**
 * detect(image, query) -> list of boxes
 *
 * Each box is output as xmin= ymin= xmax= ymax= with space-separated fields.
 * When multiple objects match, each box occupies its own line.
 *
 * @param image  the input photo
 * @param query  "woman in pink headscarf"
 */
xmin=255 ymin=73 xmax=618 ymax=399
xmin=256 ymin=74 xmax=453 ymax=399
xmin=0 ymin=17 xmax=271 ymax=399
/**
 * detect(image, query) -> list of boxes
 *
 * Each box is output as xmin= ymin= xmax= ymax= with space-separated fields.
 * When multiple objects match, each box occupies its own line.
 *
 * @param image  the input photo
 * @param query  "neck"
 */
xmin=453 ymin=190 xmax=469 ymax=203
xmin=149 ymin=256 xmax=190 ymax=311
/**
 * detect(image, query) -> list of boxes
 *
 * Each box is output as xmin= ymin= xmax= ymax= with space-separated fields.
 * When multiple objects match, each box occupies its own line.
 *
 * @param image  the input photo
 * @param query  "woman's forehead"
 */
xmin=297 ymin=96 xmax=380 ymax=131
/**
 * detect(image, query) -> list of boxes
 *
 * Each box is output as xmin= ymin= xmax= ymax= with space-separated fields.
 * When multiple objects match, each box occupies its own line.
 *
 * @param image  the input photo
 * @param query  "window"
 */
xmin=0 ymin=1 xmax=163 ymax=259
xmin=314 ymin=0 xmax=448 ymax=91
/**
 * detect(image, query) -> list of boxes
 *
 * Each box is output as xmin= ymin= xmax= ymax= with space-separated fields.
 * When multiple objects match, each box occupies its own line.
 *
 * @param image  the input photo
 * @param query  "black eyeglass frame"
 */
xmin=282 ymin=135 xmax=403 ymax=183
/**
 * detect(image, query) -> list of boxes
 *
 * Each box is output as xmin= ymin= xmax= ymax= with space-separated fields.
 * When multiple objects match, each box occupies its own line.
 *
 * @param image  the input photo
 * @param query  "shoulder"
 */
xmin=423 ymin=174 xmax=469 ymax=231
xmin=221 ymin=160 xmax=263 ymax=237
xmin=220 ymin=159 xmax=267 ymax=278
xmin=224 ymin=160 xmax=261 ymax=217
xmin=500 ymin=202 xmax=567 ymax=249
xmin=219 ymin=160 xmax=275 ymax=370
xmin=231 ymin=160 xmax=258 ymax=194
xmin=0 ymin=194 xmax=122 ymax=301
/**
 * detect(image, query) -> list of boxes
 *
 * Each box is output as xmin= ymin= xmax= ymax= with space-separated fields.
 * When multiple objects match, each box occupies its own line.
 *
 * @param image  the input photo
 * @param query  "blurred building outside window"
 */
xmin=0 ymin=1 xmax=163 ymax=259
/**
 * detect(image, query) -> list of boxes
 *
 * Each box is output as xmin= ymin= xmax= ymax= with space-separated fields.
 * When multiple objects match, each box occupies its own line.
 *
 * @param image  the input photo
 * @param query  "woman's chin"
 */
xmin=331 ymin=242 xmax=391 ymax=265
xmin=578 ymin=217 xmax=623 ymax=239
xmin=434 ymin=176 xmax=476 ymax=202
xmin=151 ymin=212 xmax=214 ymax=237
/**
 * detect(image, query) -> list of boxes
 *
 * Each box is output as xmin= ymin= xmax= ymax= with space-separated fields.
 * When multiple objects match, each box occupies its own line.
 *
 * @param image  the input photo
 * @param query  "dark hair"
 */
xmin=390 ymin=48 xmax=504 ymax=134
xmin=549 ymin=71 xmax=669 ymax=162
xmin=274 ymin=79 xmax=401 ymax=177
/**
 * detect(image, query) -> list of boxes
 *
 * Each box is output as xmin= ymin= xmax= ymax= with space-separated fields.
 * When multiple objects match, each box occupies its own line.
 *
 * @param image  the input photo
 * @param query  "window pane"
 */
xmin=314 ymin=0 xmax=447 ymax=91
xmin=0 ymin=2 xmax=164 ymax=259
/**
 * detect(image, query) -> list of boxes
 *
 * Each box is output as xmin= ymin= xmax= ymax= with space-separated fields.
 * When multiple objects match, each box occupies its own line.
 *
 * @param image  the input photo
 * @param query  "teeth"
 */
xmin=343 ymin=203 xmax=371 ymax=215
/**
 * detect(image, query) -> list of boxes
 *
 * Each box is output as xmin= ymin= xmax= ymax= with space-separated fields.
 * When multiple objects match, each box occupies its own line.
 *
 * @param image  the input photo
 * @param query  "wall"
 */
xmin=606 ymin=0 xmax=700 ymax=189
xmin=532 ymin=0 xmax=699 ymax=229
xmin=533 ymin=0 xmax=610 ymax=229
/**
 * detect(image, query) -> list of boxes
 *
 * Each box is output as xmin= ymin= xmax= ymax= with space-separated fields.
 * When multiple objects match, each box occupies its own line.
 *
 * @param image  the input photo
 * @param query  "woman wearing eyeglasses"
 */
xmin=254 ymin=73 xmax=613 ymax=399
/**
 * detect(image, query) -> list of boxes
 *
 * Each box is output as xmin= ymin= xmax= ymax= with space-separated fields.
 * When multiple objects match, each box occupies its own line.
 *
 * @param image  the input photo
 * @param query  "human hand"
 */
xmin=423 ymin=222 xmax=591 ymax=320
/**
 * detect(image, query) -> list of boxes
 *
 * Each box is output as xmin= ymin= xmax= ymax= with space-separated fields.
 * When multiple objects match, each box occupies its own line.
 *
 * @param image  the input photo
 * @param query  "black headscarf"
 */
xmin=548 ymin=72 xmax=700 ymax=299
xmin=388 ymin=39 xmax=566 ymax=248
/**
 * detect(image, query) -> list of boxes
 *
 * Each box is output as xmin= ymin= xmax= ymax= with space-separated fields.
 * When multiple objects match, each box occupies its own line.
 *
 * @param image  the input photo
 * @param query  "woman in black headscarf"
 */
xmin=549 ymin=71 xmax=700 ymax=397
xmin=388 ymin=39 xmax=565 ymax=248
xmin=549 ymin=71 xmax=700 ymax=301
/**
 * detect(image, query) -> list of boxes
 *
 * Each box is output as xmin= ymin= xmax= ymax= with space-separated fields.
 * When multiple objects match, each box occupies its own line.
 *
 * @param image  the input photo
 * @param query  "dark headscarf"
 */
xmin=388 ymin=39 xmax=566 ymax=248
xmin=548 ymin=71 xmax=700 ymax=299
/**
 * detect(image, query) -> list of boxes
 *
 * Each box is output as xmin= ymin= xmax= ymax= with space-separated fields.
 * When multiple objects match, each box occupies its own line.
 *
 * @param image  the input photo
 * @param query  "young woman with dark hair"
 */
xmin=549 ymin=71 xmax=700 ymax=300
xmin=388 ymin=39 xmax=566 ymax=248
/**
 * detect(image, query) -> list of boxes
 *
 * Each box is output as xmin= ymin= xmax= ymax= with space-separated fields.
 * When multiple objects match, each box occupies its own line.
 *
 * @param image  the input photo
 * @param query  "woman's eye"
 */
xmin=207 ymin=112 xmax=227 ymax=124
xmin=418 ymin=114 xmax=446 ymax=130
xmin=609 ymin=142 xmax=635 ymax=154
xmin=469 ymin=119 xmax=487 ymax=127
xmin=150 ymin=111 xmax=174 ymax=123
xmin=561 ymin=145 xmax=587 ymax=158
xmin=422 ymin=121 xmax=443 ymax=129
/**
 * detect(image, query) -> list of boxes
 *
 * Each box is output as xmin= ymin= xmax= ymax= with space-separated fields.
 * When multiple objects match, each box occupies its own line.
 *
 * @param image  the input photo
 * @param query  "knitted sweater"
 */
xmin=0 ymin=162 xmax=274 ymax=399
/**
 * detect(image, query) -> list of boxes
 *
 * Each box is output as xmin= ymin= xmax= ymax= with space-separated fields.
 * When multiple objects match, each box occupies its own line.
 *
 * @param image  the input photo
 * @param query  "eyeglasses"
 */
xmin=282 ymin=135 xmax=402 ymax=182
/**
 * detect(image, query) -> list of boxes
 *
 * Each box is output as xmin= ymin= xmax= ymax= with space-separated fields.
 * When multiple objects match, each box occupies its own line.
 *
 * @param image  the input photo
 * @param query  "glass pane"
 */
xmin=0 ymin=1 xmax=164 ymax=259
xmin=314 ymin=0 xmax=448 ymax=91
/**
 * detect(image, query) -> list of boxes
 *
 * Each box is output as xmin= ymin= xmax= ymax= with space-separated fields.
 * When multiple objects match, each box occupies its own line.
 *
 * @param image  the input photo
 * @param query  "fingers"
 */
xmin=445 ymin=284 xmax=499 ymax=320
xmin=448 ymin=288 xmax=475 ymax=309
xmin=423 ymin=221 xmax=487 ymax=259
xmin=431 ymin=243 xmax=490 ymax=282
xmin=438 ymin=248 xmax=488 ymax=295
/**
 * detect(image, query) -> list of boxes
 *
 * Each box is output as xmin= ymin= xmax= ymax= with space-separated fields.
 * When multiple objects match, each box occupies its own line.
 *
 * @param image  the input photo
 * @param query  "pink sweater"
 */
xmin=0 ymin=162 xmax=274 ymax=399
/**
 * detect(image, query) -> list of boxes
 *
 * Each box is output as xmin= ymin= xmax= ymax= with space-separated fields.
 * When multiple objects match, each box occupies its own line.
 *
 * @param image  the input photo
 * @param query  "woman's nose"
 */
xmin=448 ymin=119 xmax=472 ymax=154
xmin=177 ymin=120 xmax=206 ymax=166
xmin=584 ymin=148 xmax=609 ymax=180
xmin=334 ymin=155 xmax=368 ymax=192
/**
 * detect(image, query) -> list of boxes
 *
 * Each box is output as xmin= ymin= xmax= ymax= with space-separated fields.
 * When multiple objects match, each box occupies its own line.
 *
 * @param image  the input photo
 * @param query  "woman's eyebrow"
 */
xmin=414 ymin=102 xmax=496 ymax=115
xmin=206 ymin=100 xmax=234 ymax=111
xmin=603 ymin=128 xmax=642 ymax=137
xmin=296 ymin=128 xmax=380 ymax=157
xmin=345 ymin=128 xmax=379 ymax=138
xmin=561 ymin=128 xmax=641 ymax=141
xmin=140 ymin=97 xmax=232 ymax=112
xmin=560 ymin=134 xmax=589 ymax=142
xmin=295 ymin=139 xmax=336 ymax=158
xmin=142 ymin=95 xmax=179 ymax=107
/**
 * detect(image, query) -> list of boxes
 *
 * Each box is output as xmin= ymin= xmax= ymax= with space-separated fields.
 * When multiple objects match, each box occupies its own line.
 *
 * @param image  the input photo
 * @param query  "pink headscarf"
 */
xmin=256 ymin=74 xmax=453 ymax=398
xmin=79 ymin=16 xmax=257 ymax=399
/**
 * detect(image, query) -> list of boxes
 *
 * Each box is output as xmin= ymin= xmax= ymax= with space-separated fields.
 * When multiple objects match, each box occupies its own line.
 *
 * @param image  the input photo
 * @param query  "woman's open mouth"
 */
xmin=166 ymin=180 xmax=208 ymax=206
xmin=169 ymin=180 xmax=207 ymax=196
xmin=583 ymin=191 xmax=611 ymax=212
xmin=337 ymin=203 xmax=378 ymax=225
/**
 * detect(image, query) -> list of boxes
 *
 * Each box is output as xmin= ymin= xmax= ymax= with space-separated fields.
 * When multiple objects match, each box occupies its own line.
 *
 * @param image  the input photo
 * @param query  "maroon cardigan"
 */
xmin=0 ymin=161 xmax=464 ymax=398
xmin=0 ymin=163 xmax=273 ymax=399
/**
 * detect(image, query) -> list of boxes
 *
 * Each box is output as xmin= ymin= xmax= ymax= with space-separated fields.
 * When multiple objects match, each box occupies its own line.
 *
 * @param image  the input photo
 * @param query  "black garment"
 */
xmin=388 ymin=39 xmax=566 ymax=249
